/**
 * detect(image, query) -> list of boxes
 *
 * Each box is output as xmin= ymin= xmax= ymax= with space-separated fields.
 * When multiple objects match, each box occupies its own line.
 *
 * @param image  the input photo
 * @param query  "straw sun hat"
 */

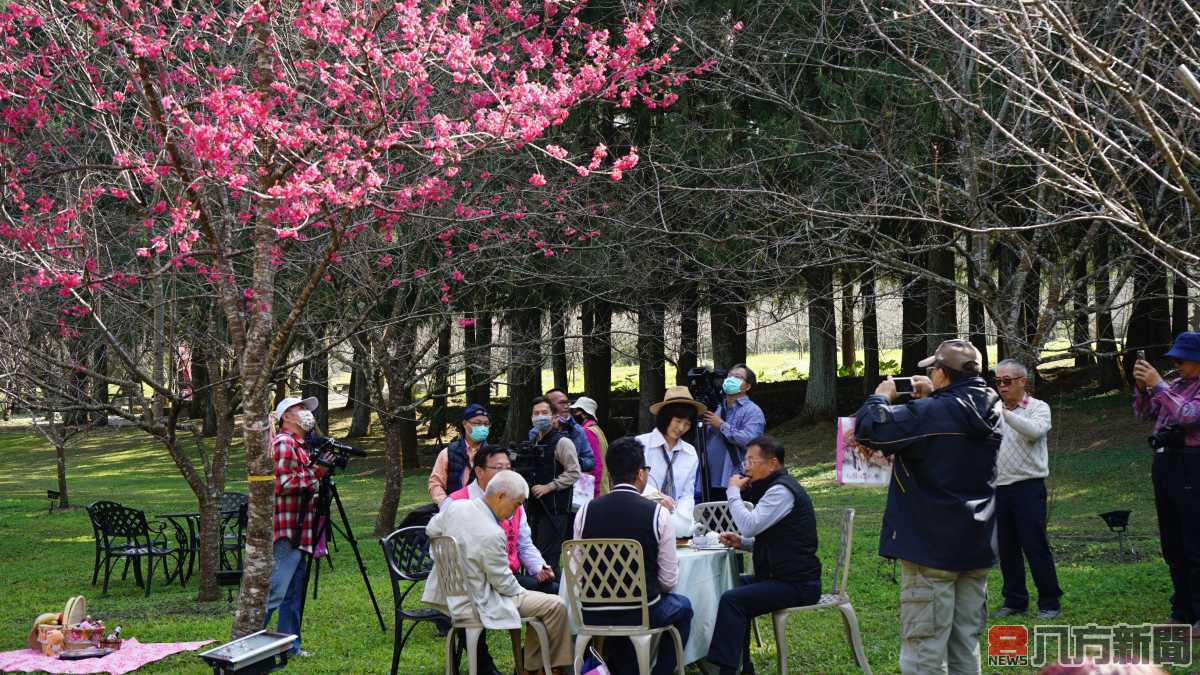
xmin=648 ymin=386 xmax=708 ymax=416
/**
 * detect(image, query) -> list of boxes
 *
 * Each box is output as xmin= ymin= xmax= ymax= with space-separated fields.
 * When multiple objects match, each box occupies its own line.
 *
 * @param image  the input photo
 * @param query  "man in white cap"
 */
xmin=266 ymin=396 xmax=326 ymax=656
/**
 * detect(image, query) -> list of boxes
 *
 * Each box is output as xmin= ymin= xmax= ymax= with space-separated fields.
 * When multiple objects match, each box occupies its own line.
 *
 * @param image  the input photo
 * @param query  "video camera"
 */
xmin=309 ymin=435 xmax=367 ymax=473
xmin=687 ymin=366 xmax=728 ymax=412
xmin=505 ymin=440 xmax=542 ymax=485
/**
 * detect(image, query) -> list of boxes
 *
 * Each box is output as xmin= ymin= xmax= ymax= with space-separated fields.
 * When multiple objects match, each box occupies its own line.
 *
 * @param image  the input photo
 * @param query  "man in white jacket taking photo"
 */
xmin=990 ymin=359 xmax=1064 ymax=619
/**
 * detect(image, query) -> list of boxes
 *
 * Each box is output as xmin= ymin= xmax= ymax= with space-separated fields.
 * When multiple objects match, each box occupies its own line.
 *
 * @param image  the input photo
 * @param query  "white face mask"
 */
xmin=295 ymin=410 xmax=316 ymax=431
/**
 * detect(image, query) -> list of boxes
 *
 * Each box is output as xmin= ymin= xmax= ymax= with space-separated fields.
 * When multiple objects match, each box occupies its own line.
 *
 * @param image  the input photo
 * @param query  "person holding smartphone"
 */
xmin=853 ymin=339 xmax=1001 ymax=675
xmin=1133 ymin=332 xmax=1200 ymax=630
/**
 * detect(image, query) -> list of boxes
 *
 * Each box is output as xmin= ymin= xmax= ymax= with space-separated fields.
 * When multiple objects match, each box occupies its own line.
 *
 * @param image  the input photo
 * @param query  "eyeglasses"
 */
xmin=995 ymin=376 xmax=1025 ymax=387
xmin=926 ymin=367 xmax=937 ymax=376
xmin=486 ymin=464 xmax=511 ymax=471
xmin=742 ymin=458 xmax=763 ymax=467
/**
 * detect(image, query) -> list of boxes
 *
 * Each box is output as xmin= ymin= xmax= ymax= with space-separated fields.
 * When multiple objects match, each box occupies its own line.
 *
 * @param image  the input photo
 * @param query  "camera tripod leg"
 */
xmin=328 ymin=482 xmax=387 ymax=632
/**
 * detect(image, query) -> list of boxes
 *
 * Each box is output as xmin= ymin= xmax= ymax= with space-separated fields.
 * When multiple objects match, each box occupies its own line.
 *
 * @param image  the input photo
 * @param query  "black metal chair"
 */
xmin=220 ymin=503 xmax=248 ymax=571
xmin=380 ymin=526 xmax=449 ymax=675
xmin=87 ymin=500 xmax=182 ymax=596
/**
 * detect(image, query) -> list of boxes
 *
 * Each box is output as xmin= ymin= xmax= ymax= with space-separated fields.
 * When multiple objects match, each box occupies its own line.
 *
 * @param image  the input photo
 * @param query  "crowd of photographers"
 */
xmin=260 ymin=329 xmax=1200 ymax=674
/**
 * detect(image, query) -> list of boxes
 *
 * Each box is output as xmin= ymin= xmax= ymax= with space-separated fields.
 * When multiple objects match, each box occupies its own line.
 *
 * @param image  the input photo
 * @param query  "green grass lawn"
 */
xmin=0 ymin=389 xmax=1182 ymax=673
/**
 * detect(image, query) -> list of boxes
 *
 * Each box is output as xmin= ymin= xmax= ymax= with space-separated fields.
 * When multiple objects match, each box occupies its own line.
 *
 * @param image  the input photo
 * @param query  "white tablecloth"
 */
xmin=562 ymin=546 xmax=738 ymax=665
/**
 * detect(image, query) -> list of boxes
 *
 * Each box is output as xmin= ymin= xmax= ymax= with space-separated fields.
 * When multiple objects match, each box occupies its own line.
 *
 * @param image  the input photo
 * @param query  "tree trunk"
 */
xmin=505 ymin=307 xmax=542 ymax=444
xmin=1124 ymin=254 xmax=1172 ymax=381
xmin=374 ymin=417 xmax=406 ymax=536
xmin=54 ymin=440 xmax=69 ymax=509
xmin=551 ymin=309 xmax=569 ymax=393
xmin=840 ymin=268 xmax=857 ymax=371
xmin=375 ymin=319 xmax=420 ymax=534
xmin=150 ymin=274 xmax=166 ymax=425
xmin=92 ymin=345 xmax=108 ymax=427
xmin=1093 ymin=231 xmax=1123 ymax=388
xmin=429 ymin=324 xmax=452 ymax=439
xmin=967 ymin=263 xmax=989 ymax=374
xmin=1016 ymin=257 xmax=1042 ymax=379
xmin=901 ymin=270 xmax=928 ymax=374
xmin=1073 ymin=251 xmax=1093 ymax=368
xmin=861 ymin=266 xmax=881 ymax=396
xmin=637 ymin=303 xmax=666 ymax=432
xmin=346 ymin=339 xmax=372 ymax=438
xmin=189 ymin=341 xmax=209 ymax=421
xmin=801 ymin=268 xmax=838 ymax=420
xmin=301 ymin=328 xmax=329 ymax=433
xmin=1173 ymin=272 xmax=1189 ymax=338
xmin=677 ymin=287 xmax=699 ymax=385
xmin=710 ymin=287 xmax=747 ymax=368
xmin=581 ymin=301 xmax=612 ymax=428
xmin=926 ymin=248 xmax=958 ymax=351
xmin=197 ymin=367 xmax=234 ymax=602
xmin=466 ymin=313 xmax=492 ymax=407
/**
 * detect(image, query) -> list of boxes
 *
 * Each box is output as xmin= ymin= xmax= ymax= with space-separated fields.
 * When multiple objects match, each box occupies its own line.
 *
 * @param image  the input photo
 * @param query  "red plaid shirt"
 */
xmin=273 ymin=430 xmax=318 ymax=552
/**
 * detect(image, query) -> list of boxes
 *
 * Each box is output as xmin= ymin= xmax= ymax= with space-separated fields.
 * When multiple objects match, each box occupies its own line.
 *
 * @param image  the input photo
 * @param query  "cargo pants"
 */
xmin=899 ymin=560 xmax=989 ymax=675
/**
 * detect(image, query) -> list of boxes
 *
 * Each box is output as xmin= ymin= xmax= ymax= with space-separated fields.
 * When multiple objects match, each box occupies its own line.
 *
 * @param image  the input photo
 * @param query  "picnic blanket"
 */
xmin=0 ymin=639 xmax=213 ymax=674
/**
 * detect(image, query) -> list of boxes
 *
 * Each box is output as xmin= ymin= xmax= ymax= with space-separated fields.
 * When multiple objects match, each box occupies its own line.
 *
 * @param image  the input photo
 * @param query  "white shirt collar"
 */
xmin=643 ymin=428 xmax=695 ymax=456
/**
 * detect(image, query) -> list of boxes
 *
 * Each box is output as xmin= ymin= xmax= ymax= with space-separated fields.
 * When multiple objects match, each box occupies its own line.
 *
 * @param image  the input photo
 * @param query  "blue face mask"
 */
xmin=468 ymin=425 xmax=490 ymax=443
xmin=532 ymin=415 xmax=553 ymax=433
xmin=722 ymin=376 xmax=744 ymax=396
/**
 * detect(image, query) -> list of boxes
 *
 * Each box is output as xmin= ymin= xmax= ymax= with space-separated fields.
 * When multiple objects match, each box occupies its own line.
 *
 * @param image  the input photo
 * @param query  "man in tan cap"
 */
xmin=853 ymin=339 xmax=1002 ymax=675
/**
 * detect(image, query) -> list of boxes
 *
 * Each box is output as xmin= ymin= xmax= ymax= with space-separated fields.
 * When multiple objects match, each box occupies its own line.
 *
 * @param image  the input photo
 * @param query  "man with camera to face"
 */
xmin=699 ymin=364 xmax=766 ymax=496
xmin=854 ymin=339 xmax=1001 ymax=675
xmin=527 ymin=396 xmax=581 ymax=574
xmin=1133 ymin=332 xmax=1200 ymax=631
xmin=267 ymin=396 xmax=328 ymax=656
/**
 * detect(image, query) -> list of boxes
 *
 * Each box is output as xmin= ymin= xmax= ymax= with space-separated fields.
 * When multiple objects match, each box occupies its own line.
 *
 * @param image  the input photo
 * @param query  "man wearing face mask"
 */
xmin=528 ymin=396 xmax=581 ymax=575
xmin=699 ymin=364 xmax=766 ymax=499
xmin=531 ymin=388 xmax=595 ymax=472
xmin=268 ymin=396 xmax=328 ymax=656
xmin=428 ymin=404 xmax=492 ymax=505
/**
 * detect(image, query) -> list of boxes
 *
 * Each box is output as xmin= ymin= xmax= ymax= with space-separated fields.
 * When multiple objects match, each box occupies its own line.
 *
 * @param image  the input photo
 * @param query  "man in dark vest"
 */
xmin=574 ymin=436 xmax=693 ymax=675
xmin=528 ymin=396 xmax=580 ymax=575
xmin=427 ymin=403 xmax=492 ymax=505
xmin=705 ymin=435 xmax=820 ymax=675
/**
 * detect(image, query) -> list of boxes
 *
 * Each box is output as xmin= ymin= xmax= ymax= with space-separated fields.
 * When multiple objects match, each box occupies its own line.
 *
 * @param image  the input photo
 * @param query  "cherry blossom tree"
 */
xmin=0 ymin=0 xmax=706 ymax=634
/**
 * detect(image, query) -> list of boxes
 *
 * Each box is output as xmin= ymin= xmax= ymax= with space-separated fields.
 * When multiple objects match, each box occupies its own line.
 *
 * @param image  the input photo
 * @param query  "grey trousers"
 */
xmin=899 ymin=560 xmax=989 ymax=675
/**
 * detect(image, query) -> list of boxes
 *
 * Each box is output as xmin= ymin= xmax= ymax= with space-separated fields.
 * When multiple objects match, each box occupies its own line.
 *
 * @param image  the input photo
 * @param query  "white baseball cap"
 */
xmin=274 ymin=396 xmax=318 ymax=421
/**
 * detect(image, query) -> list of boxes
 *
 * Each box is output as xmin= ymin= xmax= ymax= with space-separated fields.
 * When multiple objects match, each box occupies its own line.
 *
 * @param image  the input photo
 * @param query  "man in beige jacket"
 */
xmin=423 ymin=470 xmax=571 ymax=674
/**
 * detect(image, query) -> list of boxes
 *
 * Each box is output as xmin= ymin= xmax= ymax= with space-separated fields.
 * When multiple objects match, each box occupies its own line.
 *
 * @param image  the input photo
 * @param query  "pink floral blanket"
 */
xmin=0 ymin=638 xmax=213 ymax=674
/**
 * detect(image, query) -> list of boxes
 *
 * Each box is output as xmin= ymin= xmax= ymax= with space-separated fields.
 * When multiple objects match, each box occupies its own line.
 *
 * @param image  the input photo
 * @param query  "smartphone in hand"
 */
xmin=893 ymin=377 xmax=914 ymax=395
xmin=1137 ymin=349 xmax=1147 ymax=362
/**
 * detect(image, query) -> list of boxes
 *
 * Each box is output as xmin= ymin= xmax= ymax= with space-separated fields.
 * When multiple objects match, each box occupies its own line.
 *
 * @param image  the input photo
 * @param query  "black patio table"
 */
xmin=158 ymin=509 xmax=239 ymax=583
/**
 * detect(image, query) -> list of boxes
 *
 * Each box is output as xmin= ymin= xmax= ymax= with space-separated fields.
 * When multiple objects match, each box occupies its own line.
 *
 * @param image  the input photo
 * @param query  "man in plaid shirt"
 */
xmin=266 ymin=396 xmax=327 ymax=656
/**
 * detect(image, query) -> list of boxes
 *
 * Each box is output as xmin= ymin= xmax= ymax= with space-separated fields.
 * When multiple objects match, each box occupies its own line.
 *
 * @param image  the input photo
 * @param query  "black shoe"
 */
xmin=991 ymin=606 xmax=1026 ymax=618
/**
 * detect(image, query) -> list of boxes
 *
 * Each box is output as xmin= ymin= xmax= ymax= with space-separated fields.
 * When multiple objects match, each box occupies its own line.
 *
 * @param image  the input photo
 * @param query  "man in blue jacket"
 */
xmin=854 ymin=339 xmax=1001 ymax=675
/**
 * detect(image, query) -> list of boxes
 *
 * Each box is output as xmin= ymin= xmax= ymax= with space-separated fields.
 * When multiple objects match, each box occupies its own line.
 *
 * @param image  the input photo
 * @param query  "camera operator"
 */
xmin=1133 ymin=332 xmax=1200 ymax=630
xmin=428 ymin=404 xmax=492 ymax=505
xmin=699 ymin=364 xmax=765 ymax=497
xmin=853 ymin=339 xmax=1001 ymax=675
xmin=533 ymin=388 xmax=594 ymax=472
xmin=267 ymin=396 xmax=328 ymax=657
xmin=528 ymin=396 xmax=581 ymax=574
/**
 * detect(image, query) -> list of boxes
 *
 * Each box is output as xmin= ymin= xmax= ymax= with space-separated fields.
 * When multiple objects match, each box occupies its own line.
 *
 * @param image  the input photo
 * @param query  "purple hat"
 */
xmin=1165 ymin=332 xmax=1200 ymax=363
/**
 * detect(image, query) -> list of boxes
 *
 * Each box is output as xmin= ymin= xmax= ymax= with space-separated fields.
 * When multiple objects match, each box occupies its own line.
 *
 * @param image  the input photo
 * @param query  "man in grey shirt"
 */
xmin=706 ymin=436 xmax=820 ymax=675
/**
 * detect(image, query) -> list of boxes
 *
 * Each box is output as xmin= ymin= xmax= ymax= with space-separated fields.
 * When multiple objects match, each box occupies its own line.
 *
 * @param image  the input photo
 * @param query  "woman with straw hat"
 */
xmin=638 ymin=386 xmax=707 ymax=536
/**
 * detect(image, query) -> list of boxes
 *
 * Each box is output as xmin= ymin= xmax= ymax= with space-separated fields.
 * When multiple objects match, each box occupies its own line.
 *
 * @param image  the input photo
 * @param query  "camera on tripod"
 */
xmin=309 ymin=435 xmax=367 ymax=474
xmin=687 ymin=366 xmax=728 ymax=412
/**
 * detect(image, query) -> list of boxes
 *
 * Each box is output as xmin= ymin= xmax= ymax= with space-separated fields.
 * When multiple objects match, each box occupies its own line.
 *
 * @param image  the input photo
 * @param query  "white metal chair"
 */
xmin=562 ymin=538 xmax=685 ymax=675
xmin=427 ymin=535 xmax=554 ymax=675
xmin=771 ymin=508 xmax=870 ymax=674
xmin=693 ymin=500 xmax=737 ymax=536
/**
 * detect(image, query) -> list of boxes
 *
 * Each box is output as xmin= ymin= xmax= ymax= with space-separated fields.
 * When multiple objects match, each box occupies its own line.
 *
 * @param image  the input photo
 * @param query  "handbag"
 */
xmin=581 ymin=645 xmax=610 ymax=675
xmin=572 ymin=473 xmax=596 ymax=509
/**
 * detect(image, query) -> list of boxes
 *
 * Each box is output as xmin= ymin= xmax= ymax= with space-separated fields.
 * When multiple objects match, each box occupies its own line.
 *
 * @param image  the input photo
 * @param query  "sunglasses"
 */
xmin=995 ymin=376 xmax=1025 ymax=387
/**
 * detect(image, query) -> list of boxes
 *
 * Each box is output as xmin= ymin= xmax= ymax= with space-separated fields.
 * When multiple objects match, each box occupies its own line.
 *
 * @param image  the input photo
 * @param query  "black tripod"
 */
xmin=296 ymin=476 xmax=387 ymax=633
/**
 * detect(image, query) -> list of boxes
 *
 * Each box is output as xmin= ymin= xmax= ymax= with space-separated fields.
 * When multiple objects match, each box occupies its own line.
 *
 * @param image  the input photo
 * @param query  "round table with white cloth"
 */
xmin=561 ymin=546 xmax=738 ymax=666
